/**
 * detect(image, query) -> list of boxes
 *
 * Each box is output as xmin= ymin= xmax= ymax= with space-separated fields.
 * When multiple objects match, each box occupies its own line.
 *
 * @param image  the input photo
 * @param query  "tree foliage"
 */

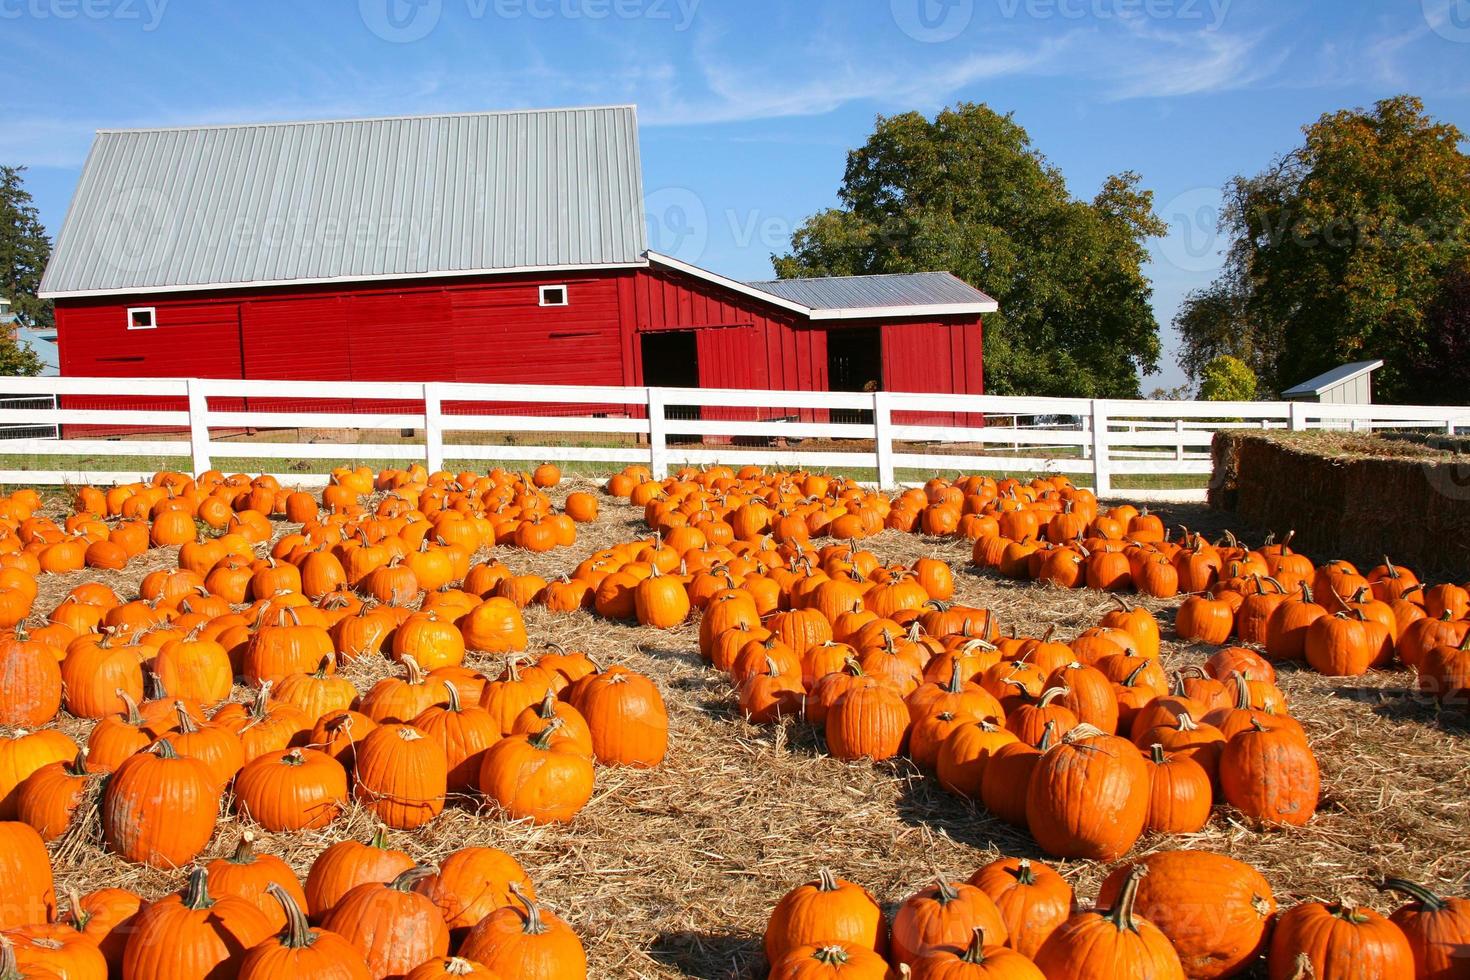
xmin=774 ymin=103 xmax=1165 ymax=397
xmin=0 ymin=166 xmax=54 ymax=332
xmin=1198 ymin=355 xmax=1257 ymax=401
xmin=0 ymin=336 xmax=44 ymax=377
xmin=1174 ymin=96 xmax=1470 ymax=403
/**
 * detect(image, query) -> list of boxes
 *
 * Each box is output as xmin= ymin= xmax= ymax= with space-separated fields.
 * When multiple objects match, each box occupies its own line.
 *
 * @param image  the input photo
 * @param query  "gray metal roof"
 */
xmin=746 ymin=272 xmax=997 ymax=312
xmin=40 ymin=105 xmax=647 ymax=297
xmin=1281 ymin=360 xmax=1384 ymax=397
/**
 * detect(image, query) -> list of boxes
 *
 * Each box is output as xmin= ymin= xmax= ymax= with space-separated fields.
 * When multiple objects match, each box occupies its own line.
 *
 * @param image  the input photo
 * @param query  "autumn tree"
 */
xmin=1174 ymin=96 xmax=1470 ymax=402
xmin=775 ymin=103 xmax=1165 ymax=398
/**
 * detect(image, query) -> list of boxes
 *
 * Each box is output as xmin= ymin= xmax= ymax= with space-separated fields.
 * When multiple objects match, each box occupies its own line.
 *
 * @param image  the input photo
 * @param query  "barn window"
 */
xmin=539 ymin=285 xmax=569 ymax=307
xmin=127 ymin=307 xmax=157 ymax=330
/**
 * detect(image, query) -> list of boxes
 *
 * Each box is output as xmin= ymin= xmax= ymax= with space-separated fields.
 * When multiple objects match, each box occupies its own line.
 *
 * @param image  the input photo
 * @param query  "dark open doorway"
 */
xmin=827 ymin=327 xmax=881 ymax=425
xmin=640 ymin=330 xmax=701 ymax=435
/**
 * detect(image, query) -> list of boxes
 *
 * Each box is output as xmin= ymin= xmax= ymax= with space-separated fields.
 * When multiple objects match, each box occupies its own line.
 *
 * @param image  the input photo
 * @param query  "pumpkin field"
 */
xmin=0 ymin=464 xmax=1467 ymax=979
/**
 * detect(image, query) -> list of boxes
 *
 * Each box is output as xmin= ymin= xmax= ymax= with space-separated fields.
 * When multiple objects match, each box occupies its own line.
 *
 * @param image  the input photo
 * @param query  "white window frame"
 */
xmin=127 ymin=307 xmax=157 ymax=330
xmin=539 ymin=285 xmax=569 ymax=307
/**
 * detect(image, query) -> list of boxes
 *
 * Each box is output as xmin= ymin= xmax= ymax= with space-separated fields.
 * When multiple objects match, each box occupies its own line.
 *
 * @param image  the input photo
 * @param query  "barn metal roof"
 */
xmin=746 ymin=272 xmax=998 ymax=315
xmin=40 ymin=105 xmax=647 ymax=298
xmin=1281 ymin=360 xmax=1384 ymax=397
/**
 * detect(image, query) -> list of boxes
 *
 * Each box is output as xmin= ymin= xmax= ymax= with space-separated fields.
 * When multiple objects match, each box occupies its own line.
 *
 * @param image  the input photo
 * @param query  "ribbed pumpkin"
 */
xmin=0 ymin=729 xmax=76 ymax=820
xmin=826 ymin=682 xmax=909 ymax=762
xmin=891 ymin=879 xmax=1010 ymax=969
xmin=304 ymin=827 xmax=414 ymax=921
xmin=1024 ymin=725 xmax=1149 ymax=861
xmin=14 ymin=749 xmax=100 ymax=842
xmin=764 ymin=869 xmax=888 ymax=964
xmin=412 ymin=846 xmax=535 ymax=938
xmin=0 ymin=629 xmax=62 ymax=727
xmin=122 ymin=867 xmax=275 ymax=980
xmin=404 ymin=958 xmax=502 ymax=980
xmin=244 ymin=607 xmax=336 ymax=686
xmin=1142 ymin=744 xmax=1212 ymax=834
xmin=360 ymin=657 xmax=452 ymax=724
xmin=206 ymin=832 xmax=310 ymax=934
xmin=967 ymin=858 xmax=1073 ymax=960
xmin=458 ymin=598 xmax=528 ymax=653
xmin=352 ymin=724 xmax=447 ymax=830
xmin=101 ymin=739 xmax=217 ymax=867
xmin=60 ymin=635 xmax=144 ymax=719
xmin=235 ymin=747 xmax=349 ymax=832
xmin=0 ymin=821 xmax=56 ymax=929
xmin=1033 ymin=866 xmax=1185 ymax=979
xmin=1219 ymin=719 xmax=1319 ymax=827
xmin=65 ymin=887 xmax=144 ymax=973
xmin=477 ymin=721 xmax=595 ymax=825
xmin=1096 ymin=852 xmax=1276 ymax=979
xmin=322 ymin=867 xmax=450 ymax=980
xmin=413 ymin=685 xmax=502 ymax=793
xmin=1267 ymin=900 xmax=1415 ymax=979
xmin=239 ymin=882 xmax=371 ymax=980
xmin=1377 ymin=877 xmax=1470 ymax=980
xmin=458 ymin=886 xmax=587 ymax=980
xmin=6 ymin=919 xmax=107 ymax=980
xmin=909 ymin=927 xmax=1046 ymax=979
xmin=767 ymin=942 xmax=895 ymax=978
xmin=569 ymin=667 xmax=669 ymax=768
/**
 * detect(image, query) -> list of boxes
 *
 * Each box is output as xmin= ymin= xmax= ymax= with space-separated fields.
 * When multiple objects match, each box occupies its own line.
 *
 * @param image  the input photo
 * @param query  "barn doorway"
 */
xmin=640 ymin=330 xmax=701 ymax=438
xmin=827 ymin=327 xmax=881 ymax=426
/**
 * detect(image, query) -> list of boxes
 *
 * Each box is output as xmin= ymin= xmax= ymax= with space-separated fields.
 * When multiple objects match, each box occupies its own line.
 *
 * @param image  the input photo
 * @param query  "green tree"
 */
xmin=1198 ymin=355 xmax=1257 ymax=401
xmin=774 ymin=104 xmax=1165 ymax=398
xmin=0 ymin=335 xmax=43 ymax=377
xmin=1174 ymin=96 xmax=1470 ymax=403
xmin=0 ymin=166 xmax=54 ymax=332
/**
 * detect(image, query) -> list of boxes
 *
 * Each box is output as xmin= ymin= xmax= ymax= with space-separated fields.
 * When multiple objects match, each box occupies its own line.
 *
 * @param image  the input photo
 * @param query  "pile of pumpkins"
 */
xmin=763 ymin=848 xmax=1469 ymax=979
xmin=0 ymin=824 xmax=591 ymax=978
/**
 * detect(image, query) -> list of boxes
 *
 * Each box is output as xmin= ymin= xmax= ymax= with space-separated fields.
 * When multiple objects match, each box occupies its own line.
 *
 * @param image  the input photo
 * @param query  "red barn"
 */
xmin=40 ymin=106 xmax=994 ymax=421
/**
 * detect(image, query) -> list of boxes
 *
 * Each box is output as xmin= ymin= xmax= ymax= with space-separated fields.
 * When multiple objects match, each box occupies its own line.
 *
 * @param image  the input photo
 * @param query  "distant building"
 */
xmin=1281 ymin=360 xmax=1383 ymax=405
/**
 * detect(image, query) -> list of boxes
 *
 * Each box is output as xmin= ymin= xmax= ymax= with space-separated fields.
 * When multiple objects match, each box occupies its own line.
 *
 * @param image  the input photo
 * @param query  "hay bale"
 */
xmin=1210 ymin=430 xmax=1470 ymax=578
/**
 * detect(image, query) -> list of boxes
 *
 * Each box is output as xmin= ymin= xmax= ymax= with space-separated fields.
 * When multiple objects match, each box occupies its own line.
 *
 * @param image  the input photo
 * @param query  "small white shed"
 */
xmin=1281 ymin=360 xmax=1383 ymax=404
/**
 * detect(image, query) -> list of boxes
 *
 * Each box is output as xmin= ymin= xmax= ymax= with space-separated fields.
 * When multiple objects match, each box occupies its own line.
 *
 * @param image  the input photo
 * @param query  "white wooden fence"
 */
xmin=0 ymin=376 xmax=1465 ymax=502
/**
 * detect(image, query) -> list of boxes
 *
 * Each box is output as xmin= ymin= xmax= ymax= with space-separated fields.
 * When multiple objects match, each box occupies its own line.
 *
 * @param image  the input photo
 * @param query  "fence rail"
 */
xmin=0 ymin=376 xmax=1465 ymax=501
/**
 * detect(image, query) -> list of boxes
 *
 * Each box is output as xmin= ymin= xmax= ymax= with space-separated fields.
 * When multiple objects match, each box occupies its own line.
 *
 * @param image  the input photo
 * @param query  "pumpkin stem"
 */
xmin=388 ymin=866 xmax=437 ymax=893
xmin=228 ymin=830 xmax=257 ymax=864
xmin=934 ymin=878 xmax=960 ymax=904
xmin=1378 ymin=878 xmax=1450 ymax=913
xmin=368 ymin=824 xmax=392 ymax=850
xmin=64 ymin=746 xmax=91 ymax=777
xmin=1013 ymin=859 xmax=1036 ymax=886
xmin=509 ymin=882 xmax=549 ymax=936
xmin=181 ymin=866 xmax=215 ymax=910
xmin=444 ymin=683 xmax=464 ymax=713
xmin=441 ymin=959 xmax=479 ymax=976
xmin=152 ymin=738 xmax=181 ymax=760
xmin=267 ymin=882 xmax=317 ymax=950
xmin=117 ymin=690 xmax=144 ymax=726
xmin=1104 ymin=864 xmax=1148 ymax=934
xmin=811 ymin=945 xmax=850 ymax=966
xmin=960 ymin=927 xmax=988 ymax=963
xmin=402 ymin=656 xmax=427 ymax=684
xmin=1150 ymin=743 xmax=1167 ymax=765
xmin=0 ymin=935 xmax=23 ymax=980
xmin=816 ymin=868 xmax=840 ymax=892
xmin=528 ymin=718 xmax=566 ymax=751
xmin=1037 ymin=720 xmax=1059 ymax=751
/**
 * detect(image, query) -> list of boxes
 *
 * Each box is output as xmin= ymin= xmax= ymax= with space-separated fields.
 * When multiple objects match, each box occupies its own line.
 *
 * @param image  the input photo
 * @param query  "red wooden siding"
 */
xmin=53 ymin=263 xmax=985 ymax=436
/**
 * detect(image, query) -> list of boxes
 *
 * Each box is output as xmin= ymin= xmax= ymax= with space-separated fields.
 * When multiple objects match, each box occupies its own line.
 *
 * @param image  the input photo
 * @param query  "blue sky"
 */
xmin=6 ymin=0 xmax=1469 ymax=390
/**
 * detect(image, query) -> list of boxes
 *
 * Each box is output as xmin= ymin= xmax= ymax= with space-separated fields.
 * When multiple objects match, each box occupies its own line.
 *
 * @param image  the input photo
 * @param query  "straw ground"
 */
xmin=24 ymin=487 xmax=1470 ymax=979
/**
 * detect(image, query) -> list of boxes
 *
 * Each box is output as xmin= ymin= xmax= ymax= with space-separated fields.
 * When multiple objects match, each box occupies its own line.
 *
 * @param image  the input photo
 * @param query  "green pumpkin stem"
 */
xmin=537 ymin=690 xmax=559 ymax=719
xmin=228 ymin=830 xmax=257 ymax=864
xmin=0 ymin=935 xmax=23 ymax=980
xmin=934 ymin=879 xmax=960 ymax=905
xmin=1150 ymin=743 xmax=1167 ymax=765
xmin=152 ymin=738 xmax=180 ymax=761
xmin=1105 ymin=865 xmax=1148 ymax=934
xmin=811 ymin=945 xmax=850 ymax=966
xmin=1378 ymin=878 xmax=1449 ymax=913
xmin=509 ymin=882 xmax=549 ymax=936
xmin=368 ymin=824 xmax=392 ymax=850
xmin=528 ymin=718 xmax=566 ymax=751
xmin=388 ymin=866 xmax=437 ymax=893
xmin=1014 ymin=859 xmax=1036 ymax=886
xmin=961 ymin=927 xmax=988 ymax=963
xmin=268 ymin=882 xmax=318 ymax=950
xmin=182 ymin=867 xmax=215 ymax=910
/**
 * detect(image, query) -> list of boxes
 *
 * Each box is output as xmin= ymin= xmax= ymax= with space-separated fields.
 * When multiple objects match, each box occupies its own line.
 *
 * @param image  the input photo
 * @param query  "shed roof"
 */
xmin=1281 ymin=360 xmax=1384 ymax=398
xmin=40 ymin=105 xmax=647 ymax=298
xmin=746 ymin=272 xmax=997 ymax=314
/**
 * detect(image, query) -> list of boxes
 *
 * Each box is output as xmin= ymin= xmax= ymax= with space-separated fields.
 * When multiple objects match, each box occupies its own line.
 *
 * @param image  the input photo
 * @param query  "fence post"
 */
xmin=647 ymin=388 xmax=668 ymax=480
xmin=1288 ymin=401 xmax=1307 ymax=431
xmin=186 ymin=378 xmax=211 ymax=475
xmin=1080 ymin=415 xmax=1092 ymax=460
xmin=1447 ymin=419 xmax=1458 ymax=436
xmin=1090 ymin=399 xmax=1111 ymax=498
xmin=423 ymin=382 xmax=444 ymax=474
xmin=1175 ymin=418 xmax=1185 ymax=462
xmin=873 ymin=391 xmax=896 ymax=490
